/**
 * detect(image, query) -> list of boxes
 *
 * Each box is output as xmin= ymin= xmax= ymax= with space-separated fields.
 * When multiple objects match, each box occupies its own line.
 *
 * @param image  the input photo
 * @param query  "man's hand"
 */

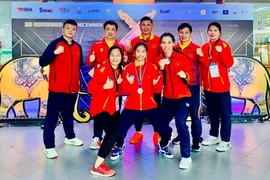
xmin=54 ymin=46 xmax=64 ymax=55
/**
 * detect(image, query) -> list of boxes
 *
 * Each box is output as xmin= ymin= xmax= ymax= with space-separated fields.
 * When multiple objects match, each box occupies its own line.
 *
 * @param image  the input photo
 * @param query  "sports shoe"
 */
xmin=191 ymin=140 xmax=201 ymax=152
xmin=216 ymin=141 xmax=232 ymax=152
xmin=179 ymin=157 xmax=192 ymax=169
xmin=172 ymin=134 xmax=180 ymax=145
xmin=158 ymin=143 xmax=173 ymax=159
xmin=110 ymin=146 xmax=124 ymax=161
xmin=202 ymin=136 xmax=219 ymax=146
xmin=129 ymin=131 xmax=143 ymax=144
xmin=64 ymin=137 xmax=83 ymax=146
xmin=90 ymin=162 xmax=116 ymax=177
xmin=89 ymin=137 xmax=101 ymax=150
xmin=44 ymin=148 xmax=58 ymax=159
xmin=153 ymin=132 xmax=160 ymax=146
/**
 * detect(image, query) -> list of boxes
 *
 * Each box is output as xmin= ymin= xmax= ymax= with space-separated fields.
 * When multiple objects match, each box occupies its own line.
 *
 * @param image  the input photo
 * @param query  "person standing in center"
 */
xmin=126 ymin=16 xmax=162 ymax=146
xmin=172 ymin=23 xmax=203 ymax=151
xmin=157 ymin=32 xmax=194 ymax=169
xmin=86 ymin=20 xmax=127 ymax=150
xmin=110 ymin=42 xmax=173 ymax=161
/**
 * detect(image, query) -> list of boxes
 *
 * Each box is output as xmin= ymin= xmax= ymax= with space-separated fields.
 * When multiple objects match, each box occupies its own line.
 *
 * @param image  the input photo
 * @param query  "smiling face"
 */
xmin=135 ymin=45 xmax=147 ymax=61
xmin=161 ymin=36 xmax=174 ymax=54
xmin=109 ymin=48 xmax=122 ymax=66
xmin=104 ymin=24 xmax=117 ymax=40
xmin=178 ymin=27 xmax=192 ymax=43
xmin=140 ymin=20 xmax=153 ymax=37
xmin=62 ymin=23 xmax=77 ymax=38
xmin=208 ymin=25 xmax=221 ymax=41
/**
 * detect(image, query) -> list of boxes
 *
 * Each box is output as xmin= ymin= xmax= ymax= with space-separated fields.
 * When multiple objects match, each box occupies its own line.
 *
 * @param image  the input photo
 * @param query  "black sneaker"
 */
xmin=191 ymin=140 xmax=201 ymax=152
xmin=172 ymin=135 xmax=180 ymax=145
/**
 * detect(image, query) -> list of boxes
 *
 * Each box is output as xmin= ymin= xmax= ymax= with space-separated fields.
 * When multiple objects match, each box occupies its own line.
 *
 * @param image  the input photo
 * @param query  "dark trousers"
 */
xmin=183 ymin=85 xmax=202 ymax=142
xmin=93 ymin=96 xmax=122 ymax=140
xmin=134 ymin=93 xmax=161 ymax=132
xmin=162 ymin=97 xmax=191 ymax=158
xmin=204 ymin=91 xmax=232 ymax=142
xmin=94 ymin=112 xmax=120 ymax=158
xmin=43 ymin=91 xmax=77 ymax=149
xmin=116 ymin=108 xmax=172 ymax=148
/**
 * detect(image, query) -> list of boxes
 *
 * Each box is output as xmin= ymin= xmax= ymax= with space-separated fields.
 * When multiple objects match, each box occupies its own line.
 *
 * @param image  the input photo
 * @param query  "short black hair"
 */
xmin=134 ymin=42 xmax=148 ymax=52
xmin=140 ymin=16 xmax=153 ymax=24
xmin=178 ymin=23 xmax=192 ymax=33
xmin=104 ymin=20 xmax=118 ymax=31
xmin=160 ymin=32 xmax=175 ymax=43
xmin=63 ymin=19 xmax=77 ymax=27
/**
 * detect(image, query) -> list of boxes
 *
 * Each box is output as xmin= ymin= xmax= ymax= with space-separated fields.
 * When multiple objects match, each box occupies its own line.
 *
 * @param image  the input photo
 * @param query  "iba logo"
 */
xmin=17 ymin=7 xmax=32 ymax=12
xmin=39 ymin=8 xmax=53 ymax=13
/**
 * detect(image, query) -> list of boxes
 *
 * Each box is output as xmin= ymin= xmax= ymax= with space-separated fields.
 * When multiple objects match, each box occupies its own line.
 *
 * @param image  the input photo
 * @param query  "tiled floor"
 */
xmin=0 ymin=120 xmax=270 ymax=180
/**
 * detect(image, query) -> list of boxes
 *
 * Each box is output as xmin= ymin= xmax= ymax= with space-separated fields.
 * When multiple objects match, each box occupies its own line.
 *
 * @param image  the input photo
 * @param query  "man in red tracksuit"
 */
xmin=127 ymin=16 xmax=162 ymax=146
xmin=39 ymin=19 xmax=83 ymax=159
xmin=86 ymin=20 xmax=127 ymax=150
xmin=173 ymin=23 xmax=203 ymax=151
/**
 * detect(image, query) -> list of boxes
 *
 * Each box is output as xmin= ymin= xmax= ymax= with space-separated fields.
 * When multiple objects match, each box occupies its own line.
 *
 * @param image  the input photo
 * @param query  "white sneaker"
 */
xmin=216 ymin=141 xmax=232 ymax=152
xmin=64 ymin=137 xmax=83 ymax=146
xmin=89 ymin=137 xmax=101 ymax=150
xmin=202 ymin=136 xmax=219 ymax=146
xmin=44 ymin=148 xmax=58 ymax=159
xmin=179 ymin=157 xmax=192 ymax=170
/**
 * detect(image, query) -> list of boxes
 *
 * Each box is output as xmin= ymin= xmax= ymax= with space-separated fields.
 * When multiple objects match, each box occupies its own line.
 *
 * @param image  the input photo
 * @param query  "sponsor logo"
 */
xmin=17 ymin=7 xmax=32 ymax=12
xmin=77 ymin=7 xmax=82 ymax=14
xmin=106 ymin=8 xmax=112 ymax=13
xmin=39 ymin=8 xmax=53 ymax=13
xmin=201 ymin=10 xmax=206 ymax=15
xmin=88 ymin=9 xmax=99 ymax=13
xmin=223 ymin=10 xmax=229 ymax=15
xmin=212 ymin=10 xmax=218 ymax=14
xmin=59 ymin=8 xmax=70 ymax=13
xmin=160 ymin=10 xmax=170 ymax=14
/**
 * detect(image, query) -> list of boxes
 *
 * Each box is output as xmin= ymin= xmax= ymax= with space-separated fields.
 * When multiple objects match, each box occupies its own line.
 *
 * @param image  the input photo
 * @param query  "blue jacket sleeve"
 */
xmin=39 ymin=39 xmax=58 ymax=67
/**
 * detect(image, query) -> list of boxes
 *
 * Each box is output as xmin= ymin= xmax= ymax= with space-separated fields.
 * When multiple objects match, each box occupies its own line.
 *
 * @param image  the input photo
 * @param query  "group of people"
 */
xmin=39 ymin=16 xmax=234 ymax=178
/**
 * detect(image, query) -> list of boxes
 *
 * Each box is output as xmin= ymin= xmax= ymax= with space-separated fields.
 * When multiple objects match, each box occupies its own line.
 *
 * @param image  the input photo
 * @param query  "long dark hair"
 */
xmin=108 ymin=45 xmax=123 ymax=74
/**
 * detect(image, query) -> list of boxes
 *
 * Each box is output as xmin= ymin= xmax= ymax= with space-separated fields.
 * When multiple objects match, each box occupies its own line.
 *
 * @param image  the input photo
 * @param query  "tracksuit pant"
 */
xmin=43 ymin=91 xmax=77 ymax=149
xmin=161 ymin=97 xmax=191 ymax=158
xmin=204 ymin=91 xmax=232 ymax=142
xmin=93 ymin=112 xmax=120 ymax=158
xmin=116 ymin=108 xmax=172 ymax=148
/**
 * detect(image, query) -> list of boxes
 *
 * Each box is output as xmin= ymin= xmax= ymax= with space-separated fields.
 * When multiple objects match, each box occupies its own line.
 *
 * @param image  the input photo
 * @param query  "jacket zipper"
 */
xmin=54 ymin=73 xmax=56 ymax=83
xmin=168 ymin=64 xmax=175 ymax=99
xmin=207 ymin=69 xmax=211 ymax=91
xmin=103 ymin=97 xmax=109 ymax=109
xmin=69 ymin=45 xmax=73 ymax=93
xmin=220 ymin=76 xmax=224 ymax=84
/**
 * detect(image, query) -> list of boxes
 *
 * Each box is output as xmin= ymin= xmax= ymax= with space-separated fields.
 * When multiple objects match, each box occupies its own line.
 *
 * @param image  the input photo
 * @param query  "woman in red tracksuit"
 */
xmin=198 ymin=22 xmax=234 ymax=152
xmin=110 ymin=42 xmax=173 ymax=161
xmin=88 ymin=46 xmax=123 ymax=177
xmin=156 ymin=32 xmax=194 ymax=170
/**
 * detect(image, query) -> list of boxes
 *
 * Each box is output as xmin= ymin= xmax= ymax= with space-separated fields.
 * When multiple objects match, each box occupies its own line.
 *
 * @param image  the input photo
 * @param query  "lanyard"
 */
xmin=109 ymin=65 xmax=119 ymax=92
xmin=208 ymin=39 xmax=220 ymax=60
xmin=135 ymin=64 xmax=146 ymax=88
